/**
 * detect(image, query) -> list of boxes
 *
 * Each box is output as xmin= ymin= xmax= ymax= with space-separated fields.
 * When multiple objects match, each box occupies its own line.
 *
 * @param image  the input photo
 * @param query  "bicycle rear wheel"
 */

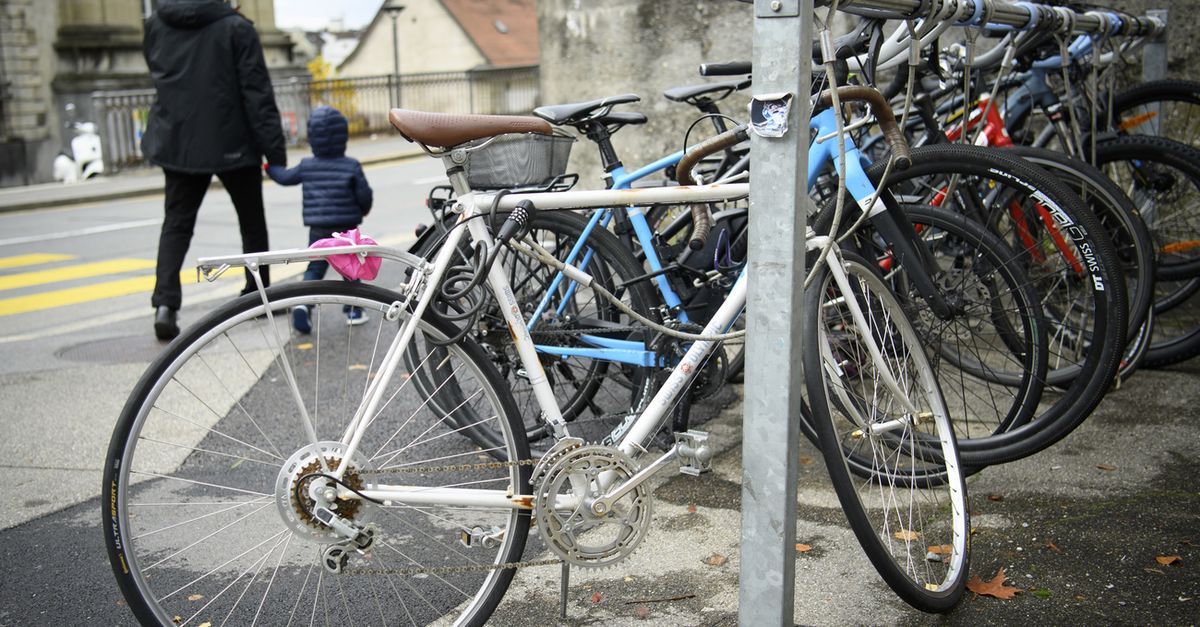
xmin=804 ymin=252 xmax=969 ymax=613
xmin=1005 ymin=145 xmax=1156 ymax=381
xmin=1096 ymin=136 xmax=1200 ymax=281
xmin=1113 ymin=78 xmax=1200 ymax=151
xmin=865 ymin=143 xmax=1126 ymax=466
xmin=105 ymin=282 xmax=531 ymax=627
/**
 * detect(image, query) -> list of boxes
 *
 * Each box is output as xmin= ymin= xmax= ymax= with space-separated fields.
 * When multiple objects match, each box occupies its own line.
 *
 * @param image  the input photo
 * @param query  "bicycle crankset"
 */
xmin=533 ymin=444 xmax=651 ymax=569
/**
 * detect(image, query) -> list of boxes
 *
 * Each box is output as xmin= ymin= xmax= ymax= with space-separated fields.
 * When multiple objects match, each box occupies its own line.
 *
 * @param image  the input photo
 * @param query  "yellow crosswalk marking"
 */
xmin=0 ymin=254 xmax=76 ymax=270
xmin=0 ymin=259 xmax=156 ymax=292
xmin=0 ymin=268 xmax=236 ymax=316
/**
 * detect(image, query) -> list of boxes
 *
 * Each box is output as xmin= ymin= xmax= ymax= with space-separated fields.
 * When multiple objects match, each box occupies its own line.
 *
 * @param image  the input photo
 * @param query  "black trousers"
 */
xmin=152 ymin=167 xmax=270 ymax=310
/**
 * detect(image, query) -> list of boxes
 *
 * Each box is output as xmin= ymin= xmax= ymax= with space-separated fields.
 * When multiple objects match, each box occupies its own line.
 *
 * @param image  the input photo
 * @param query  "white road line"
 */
xmin=0 ymin=218 xmax=162 ymax=247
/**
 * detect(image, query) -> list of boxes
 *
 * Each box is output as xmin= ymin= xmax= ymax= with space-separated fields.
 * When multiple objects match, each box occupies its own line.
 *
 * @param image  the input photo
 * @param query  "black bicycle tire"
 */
xmin=864 ymin=143 xmax=1126 ymax=466
xmin=1094 ymin=135 xmax=1200 ymax=281
xmin=103 ymin=281 xmax=532 ymax=627
xmin=1112 ymin=78 xmax=1200 ymax=149
xmin=1144 ymin=276 xmax=1200 ymax=367
xmin=1005 ymin=144 xmax=1156 ymax=381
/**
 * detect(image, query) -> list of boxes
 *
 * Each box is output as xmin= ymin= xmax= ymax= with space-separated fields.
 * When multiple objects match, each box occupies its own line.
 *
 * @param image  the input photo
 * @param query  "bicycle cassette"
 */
xmin=533 ymin=444 xmax=651 ymax=569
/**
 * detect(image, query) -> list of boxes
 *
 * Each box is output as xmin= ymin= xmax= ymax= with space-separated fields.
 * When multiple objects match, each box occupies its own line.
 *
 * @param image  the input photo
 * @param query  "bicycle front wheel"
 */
xmin=804 ymin=252 xmax=969 ymax=613
xmin=104 ymin=282 xmax=532 ymax=627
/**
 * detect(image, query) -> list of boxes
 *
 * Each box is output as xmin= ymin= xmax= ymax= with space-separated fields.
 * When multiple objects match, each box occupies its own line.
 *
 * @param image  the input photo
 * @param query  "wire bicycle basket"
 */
xmin=461 ymin=131 xmax=576 ymax=190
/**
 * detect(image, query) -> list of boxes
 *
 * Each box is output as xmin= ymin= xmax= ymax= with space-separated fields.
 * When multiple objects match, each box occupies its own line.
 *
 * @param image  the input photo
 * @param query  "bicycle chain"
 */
xmin=343 ymin=558 xmax=562 ymax=577
xmin=358 ymin=458 xmax=537 ymax=475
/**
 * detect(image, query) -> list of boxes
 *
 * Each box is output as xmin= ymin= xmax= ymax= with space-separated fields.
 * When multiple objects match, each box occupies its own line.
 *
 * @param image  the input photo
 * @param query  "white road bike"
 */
xmin=104 ymin=107 xmax=968 ymax=625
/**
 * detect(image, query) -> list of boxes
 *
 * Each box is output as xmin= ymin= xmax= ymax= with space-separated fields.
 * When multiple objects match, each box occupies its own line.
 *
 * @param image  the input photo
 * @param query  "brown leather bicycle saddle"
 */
xmin=388 ymin=109 xmax=552 ymax=149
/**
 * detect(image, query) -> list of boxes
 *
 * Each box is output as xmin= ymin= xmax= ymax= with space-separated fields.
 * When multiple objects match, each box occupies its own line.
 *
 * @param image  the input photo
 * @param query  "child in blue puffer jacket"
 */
xmin=267 ymin=105 xmax=373 ymax=332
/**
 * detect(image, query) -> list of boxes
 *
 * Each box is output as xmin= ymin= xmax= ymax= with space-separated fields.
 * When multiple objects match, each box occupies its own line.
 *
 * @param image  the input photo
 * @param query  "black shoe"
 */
xmin=154 ymin=306 xmax=179 ymax=341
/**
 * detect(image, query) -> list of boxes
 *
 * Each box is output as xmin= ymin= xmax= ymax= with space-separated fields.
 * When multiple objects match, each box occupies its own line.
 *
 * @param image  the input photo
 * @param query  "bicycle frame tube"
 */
xmin=353 ymin=182 xmax=751 ymax=510
xmin=808 ymin=108 xmax=953 ymax=318
xmin=524 ymin=148 xmax=693 ymax=368
xmin=527 ymin=149 xmax=690 ymax=328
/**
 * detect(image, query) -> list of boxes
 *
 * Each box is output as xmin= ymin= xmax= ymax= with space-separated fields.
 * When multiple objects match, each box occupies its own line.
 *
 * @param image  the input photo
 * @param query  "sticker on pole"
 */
xmin=749 ymin=92 xmax=793 ymax=138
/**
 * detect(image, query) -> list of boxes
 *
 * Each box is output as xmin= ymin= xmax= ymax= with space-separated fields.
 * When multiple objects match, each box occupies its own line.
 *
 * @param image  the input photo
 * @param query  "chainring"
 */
xmin=533 ymin=444 xmax=651 ymax=569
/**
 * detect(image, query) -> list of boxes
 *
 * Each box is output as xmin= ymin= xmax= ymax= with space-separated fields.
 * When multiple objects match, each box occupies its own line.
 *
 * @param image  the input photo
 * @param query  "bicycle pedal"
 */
xmin=675 ymin=430 xmax=713 ymax=476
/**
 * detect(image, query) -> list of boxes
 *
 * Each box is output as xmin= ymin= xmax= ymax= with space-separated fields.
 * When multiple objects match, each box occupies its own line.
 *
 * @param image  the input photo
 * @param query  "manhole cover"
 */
xmin=56 ymin=334 xmax=167 ymax=364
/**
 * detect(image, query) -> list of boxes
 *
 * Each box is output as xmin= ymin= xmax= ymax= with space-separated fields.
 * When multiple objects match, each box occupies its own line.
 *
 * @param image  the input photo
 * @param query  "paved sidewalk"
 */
xmin=0 ymin=134 xmax=422 ymax=213
xmin=487 ymin=362 xmax=1200 ymax=625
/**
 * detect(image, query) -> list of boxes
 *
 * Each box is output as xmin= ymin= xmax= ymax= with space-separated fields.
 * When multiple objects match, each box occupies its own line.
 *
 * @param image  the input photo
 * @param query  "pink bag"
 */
xmin=309 ymin=228 xmax=382 ymax=281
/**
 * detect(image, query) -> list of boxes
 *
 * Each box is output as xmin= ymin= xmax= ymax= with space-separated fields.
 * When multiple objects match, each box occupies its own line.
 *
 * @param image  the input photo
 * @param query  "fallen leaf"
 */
xmin=198 ymin=623 xmax=212 ymax=627
xmin=704 ymin=553 xmax=728 ymax=567
xmin=1144 ymin=567 xmax=1165 ymax=575
xmin=1156 ymin=555 xmax=1181 ymax=566
xmin=116 ymin=600 xmax=125 ymax=607
xmin=1032 ymin=588 xmax=1052 ymax=599
xmin=349 ymin=364 xmax=368 ymax=371
xmin=686 ymin=504 xmax=697 ymax=514
xmin=987 ymin=494 xmax=1004 ymax=502
xmin=795 ymin=543 xmax=812 ymax=553
xmin=1074 ymin=595 xmax=1086 ymax=601
xmin=187 ymin=594 xmax=204 ymax=602
xmin=624 ymin=576 xmax=635 ymax=582
xmin=926 ymin=544 xmax=954 ymax=555
xmin=634 ymin=606 xmax=650 ymax=620
xmin=799 ymin=455 xmax=814 ymax=465
xmin=966 ymin=567 xmax=1023 ymax=600
xmin=1044 ymin=540 xmax=1062 ymax=554
xmin=296 ymin=343 xmax=313 ymax=350
xmin=894 ymin=529 xmax=921 ymax=541
xmin=1096 ymin=464 xmax=1116 ymax=471
xmin=591 ymin=591 xmax=602 ymax=604
xmin=173 ymin=617 xmax=182 ymax=625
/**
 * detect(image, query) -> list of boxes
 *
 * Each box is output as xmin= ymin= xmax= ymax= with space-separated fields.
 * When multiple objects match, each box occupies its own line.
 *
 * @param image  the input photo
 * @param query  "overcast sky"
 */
xmin=273 ymin=0 xmax=384 ymax=31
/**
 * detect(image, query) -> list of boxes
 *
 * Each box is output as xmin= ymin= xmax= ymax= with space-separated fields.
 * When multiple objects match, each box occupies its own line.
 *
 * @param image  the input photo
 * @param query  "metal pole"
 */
xmin=739 ymin=0 xmax=812 ymax=624
xmin=1143 ymin=8 xmax=1168 ymax=83
xmin=390 ymin=17 xmax=399 ymax=77
xmin=390 ymin=15 xmax=400 ymax=107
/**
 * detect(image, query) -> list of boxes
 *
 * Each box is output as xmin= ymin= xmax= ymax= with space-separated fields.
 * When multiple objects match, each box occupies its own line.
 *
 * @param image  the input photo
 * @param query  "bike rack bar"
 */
xmin=1142 ymin=8 xmax=1168 ymax=84
xmin=739 ymin=0 xmax=812 ymax=624
xmin=826 ymin=0 xmax=1165 ymax=37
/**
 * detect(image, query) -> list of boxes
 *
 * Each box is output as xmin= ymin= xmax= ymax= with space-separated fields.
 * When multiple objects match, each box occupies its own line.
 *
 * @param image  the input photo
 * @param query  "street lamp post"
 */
xmin=383 ymin=2 xmax=405 ymax=108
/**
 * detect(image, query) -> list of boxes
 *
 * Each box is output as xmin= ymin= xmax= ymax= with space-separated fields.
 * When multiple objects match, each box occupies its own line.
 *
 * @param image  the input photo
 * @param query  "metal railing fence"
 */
xmin=92 ymin=65 xmax=539 ymax=172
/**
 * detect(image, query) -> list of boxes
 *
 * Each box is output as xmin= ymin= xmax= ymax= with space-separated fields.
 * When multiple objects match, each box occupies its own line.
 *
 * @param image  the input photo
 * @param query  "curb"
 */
xmin=0 ymin=148 xmax=424 ymax=214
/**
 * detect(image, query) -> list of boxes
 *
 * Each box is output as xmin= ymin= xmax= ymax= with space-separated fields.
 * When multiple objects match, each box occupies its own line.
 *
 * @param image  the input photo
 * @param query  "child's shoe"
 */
xmin=292 ymin=305 xmax=311 ymax=334
xmin=346 ymin=307 xmax=369 ymax=326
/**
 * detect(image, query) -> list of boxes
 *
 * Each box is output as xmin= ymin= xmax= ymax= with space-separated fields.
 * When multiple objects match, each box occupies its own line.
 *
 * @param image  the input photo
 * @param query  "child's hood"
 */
xmin=308 ymin=106 xmax=349 ymax=158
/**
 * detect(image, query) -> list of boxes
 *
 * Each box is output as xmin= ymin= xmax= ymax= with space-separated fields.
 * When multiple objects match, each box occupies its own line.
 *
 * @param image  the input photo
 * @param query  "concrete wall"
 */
xmin=538 ymin=0 xmax=754 ymax=189
xmin=338 ymin=0 xmax=486 ymax=77
xmin=1096 ymin=1 xmax=1197 ymax=78
xmin=538 ymin=1 xmax=1194 ymax=189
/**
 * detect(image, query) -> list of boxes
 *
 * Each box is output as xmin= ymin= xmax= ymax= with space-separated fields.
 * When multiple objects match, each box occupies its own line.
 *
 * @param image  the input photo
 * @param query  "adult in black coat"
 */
xmin=142 ymin=0 xmax=287 ymax=340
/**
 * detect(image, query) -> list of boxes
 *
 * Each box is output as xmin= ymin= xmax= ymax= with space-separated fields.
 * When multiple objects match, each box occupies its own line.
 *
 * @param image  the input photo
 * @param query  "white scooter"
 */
xmin=53 ymin=103 xmax=105 ymax=183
